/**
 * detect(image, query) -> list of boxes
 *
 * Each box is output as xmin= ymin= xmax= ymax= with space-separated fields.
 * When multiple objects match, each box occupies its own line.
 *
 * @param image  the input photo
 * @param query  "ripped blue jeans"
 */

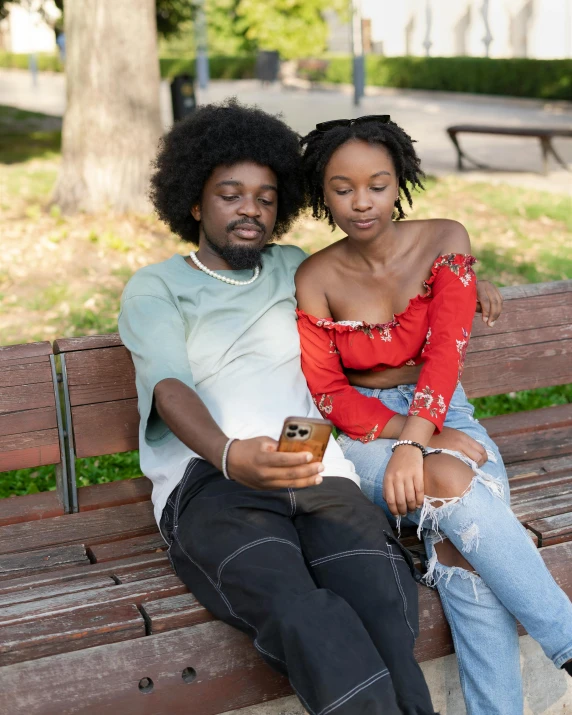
xmin=337 ymin=383 xmax=572 ymax=715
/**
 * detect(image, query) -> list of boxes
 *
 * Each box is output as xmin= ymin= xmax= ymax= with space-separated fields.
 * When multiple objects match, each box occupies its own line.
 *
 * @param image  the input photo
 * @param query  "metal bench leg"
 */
xmin=546 ymin=138 xmax=570 ymax=172
xmin=447 ymin=131 xmax=490 ymax=171
xmin=540 ymin=137 xmax=550 ymax=175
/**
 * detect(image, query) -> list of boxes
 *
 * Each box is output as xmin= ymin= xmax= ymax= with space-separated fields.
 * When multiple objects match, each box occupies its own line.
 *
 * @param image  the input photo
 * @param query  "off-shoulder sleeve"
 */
xmin=119 ymin=286 xmax=196 ymax=447
xmin=297 ymin=310 xmax=397 ymax=442
xmin=408 ymin=254 xmax=477 ymax=432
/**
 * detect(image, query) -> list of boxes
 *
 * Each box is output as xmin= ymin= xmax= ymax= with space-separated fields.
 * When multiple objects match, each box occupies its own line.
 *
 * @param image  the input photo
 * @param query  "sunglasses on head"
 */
xmin=315 ymin=114 xmax=390 ymax=133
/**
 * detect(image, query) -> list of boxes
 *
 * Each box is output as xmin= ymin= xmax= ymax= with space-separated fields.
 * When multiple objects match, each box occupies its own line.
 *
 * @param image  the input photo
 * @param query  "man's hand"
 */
xmin=476 ymin=280 xmax=503 ymax=327
xmin=227 ymin=437 xmax=325 ymax=490
xmin=383 ymin=446 xmax=425 ymax=516
xmin=429 ymin=427 xmax=487 ymax=466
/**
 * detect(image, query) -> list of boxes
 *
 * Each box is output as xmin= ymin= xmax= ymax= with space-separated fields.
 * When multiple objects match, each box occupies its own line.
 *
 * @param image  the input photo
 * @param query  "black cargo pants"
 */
xmin=160 ymin=459 xmax=436 ymax=715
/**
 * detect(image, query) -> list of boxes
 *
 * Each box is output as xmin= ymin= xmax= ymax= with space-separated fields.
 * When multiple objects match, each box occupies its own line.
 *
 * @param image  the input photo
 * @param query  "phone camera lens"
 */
xmin=288 ymin=424 xmax=298 ymax=430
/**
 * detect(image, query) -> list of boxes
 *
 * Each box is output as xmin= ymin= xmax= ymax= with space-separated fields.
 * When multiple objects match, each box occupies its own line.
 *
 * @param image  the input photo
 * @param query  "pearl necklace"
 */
xmin=189 ymin=251 xmax=260 ymax=286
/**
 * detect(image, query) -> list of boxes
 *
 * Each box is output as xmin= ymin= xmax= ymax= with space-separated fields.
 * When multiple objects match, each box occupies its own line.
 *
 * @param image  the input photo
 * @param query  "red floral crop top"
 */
xmin=296 ymin=253 xmax=477 ymax=440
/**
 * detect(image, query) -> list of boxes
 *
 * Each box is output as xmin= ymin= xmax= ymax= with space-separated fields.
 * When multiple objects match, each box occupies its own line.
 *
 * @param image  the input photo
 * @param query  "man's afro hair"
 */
xmin=150 ymin=98 xmax=306 ymax=243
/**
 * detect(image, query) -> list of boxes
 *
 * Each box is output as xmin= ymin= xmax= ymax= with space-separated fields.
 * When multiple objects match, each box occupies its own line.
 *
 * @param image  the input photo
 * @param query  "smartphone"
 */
xmin=278 ymin=416 xmax=333 ymax=463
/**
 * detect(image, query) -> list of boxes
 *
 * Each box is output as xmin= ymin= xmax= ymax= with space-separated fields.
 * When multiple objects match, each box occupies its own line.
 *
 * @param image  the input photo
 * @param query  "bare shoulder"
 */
xmin=295 ymin=240 xmax=345 ymax=315
xmin=429 ymin=218 xmax=471 ymax=255
xmin=294 ymin=239 xmax=345 ymax=287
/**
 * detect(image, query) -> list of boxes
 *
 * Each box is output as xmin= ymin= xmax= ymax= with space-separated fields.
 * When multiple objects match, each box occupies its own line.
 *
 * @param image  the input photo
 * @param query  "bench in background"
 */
xmin=446 ymin=125 xmax=572 ymax=174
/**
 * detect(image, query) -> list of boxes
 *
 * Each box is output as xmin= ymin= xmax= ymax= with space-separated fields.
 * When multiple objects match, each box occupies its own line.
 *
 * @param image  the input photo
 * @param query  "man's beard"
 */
xmin=204 ymin=219 xmax=269 ymax=270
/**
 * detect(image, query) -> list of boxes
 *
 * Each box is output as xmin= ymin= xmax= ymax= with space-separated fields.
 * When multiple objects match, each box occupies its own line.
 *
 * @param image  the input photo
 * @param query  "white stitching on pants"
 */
xmin=291 ymin=488 xmax=297 ymax=516
xmin=318 ymin=669 xmax=390 ymax=715
xmin=288 ymin=488 xmax=294 ymax=516
xmin=310 ymin=548 xmax=403 ymax=567
xmin=173 ymin=531 xmax=288 ymax=666
xmin=389 ymin=555 xmax=415 ymax=639
xmin=216 ymin=537 xmax=301 ymax=587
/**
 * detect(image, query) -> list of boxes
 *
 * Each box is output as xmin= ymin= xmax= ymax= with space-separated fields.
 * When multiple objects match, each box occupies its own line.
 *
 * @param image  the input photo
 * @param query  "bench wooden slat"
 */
xmin=511 ymin=481 xmax=572 ymax=508
xmin=0 ymin=602 xmax=144 ymax=666
xmin=77 ymin=477 xmax=152 ymax=512
xmin=0 ymin=361 xmax=53 ymax=389
xmin=73 ymin=399 xmax=139 ymax=458
xmin=89 ymin=533 xmax=165 ymax=563
xmin=115 ymin=564 xmax=176 ymax=583
xmin=510 ymin=472 xmax=572 ymax=497
xmin=0 ymin=382 xmax=58 ymax=415
xmin=66 ymin=347 xmax=136 ymax=406
xmin=0 ymin=575 xmax=116 ymax=607
xmin=527 ymin=512 xmax=572 ymax=547
xmin=506 ymin=454 xmax=572 ymax=480
xmin=142 ymin=593 xmax=214 ymax=634
xmin=0 ymin=406 xmax=57 ymax=437
xmin=470 ymin=291 xmax=572 ymax=338
xmin=0 ymin=501 xmax=156 ymax=556
xmin=0 ymin=442 xmax=61 ymax=472
xmin=495 ymin=425 xmax=572 ymax=465
xmin=54 ymin=334 xmax=125 ymax=353
xmin=483 ymin=404 xmax=572 ymax=439
xmin=469 ymin=323 xmax=572 ymax=354
xmin=0 ymin=574 xmax=186 ymax=627
xmin=0 ymin=544 xmax=89 ymax=578
xmin=0 ymin=342 xmax=53 ymax=361
xmin=513 ymin=492 xmax=572 ymax=522
xmin=0 ymin=619 xmax=291 ymax=715
xmin=0 ymin=491 xmax=63 ymax=528
xmin=0 ymin=552 xmax=169 ymax=596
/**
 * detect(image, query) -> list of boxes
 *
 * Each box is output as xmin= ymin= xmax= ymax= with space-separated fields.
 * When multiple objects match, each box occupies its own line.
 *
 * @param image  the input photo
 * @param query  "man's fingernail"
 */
xmin=315 ymin=476 xmax=323 ymax=485
xmin=318 ymin=464 xmax=325 ymax=472
xmin=306 ymin=453 xmax=312 ymax=463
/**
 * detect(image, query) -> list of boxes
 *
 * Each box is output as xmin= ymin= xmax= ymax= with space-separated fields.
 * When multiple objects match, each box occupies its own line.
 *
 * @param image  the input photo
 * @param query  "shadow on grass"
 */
xmin=0 ymin=105 xmax=61 ymax=163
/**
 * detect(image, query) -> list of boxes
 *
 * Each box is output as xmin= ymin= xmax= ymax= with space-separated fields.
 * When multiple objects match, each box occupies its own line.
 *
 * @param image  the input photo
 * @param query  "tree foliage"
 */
xmin=0 ymin=0 xmax=195 ymax=37
xmin=3 ymin=0 xmax=347 ymax=57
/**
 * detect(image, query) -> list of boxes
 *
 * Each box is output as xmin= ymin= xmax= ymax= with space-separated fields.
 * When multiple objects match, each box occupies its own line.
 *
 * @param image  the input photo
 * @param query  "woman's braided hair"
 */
xmin=300 ymin=119 xmax=425 ymax=229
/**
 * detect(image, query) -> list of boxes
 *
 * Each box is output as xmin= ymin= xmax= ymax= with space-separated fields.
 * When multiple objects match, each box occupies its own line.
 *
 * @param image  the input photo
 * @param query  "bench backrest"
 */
xmin=0 ymin=342 xmax=69 ymax=517
xmin=54 ymin=279 xmax=572 ymax=462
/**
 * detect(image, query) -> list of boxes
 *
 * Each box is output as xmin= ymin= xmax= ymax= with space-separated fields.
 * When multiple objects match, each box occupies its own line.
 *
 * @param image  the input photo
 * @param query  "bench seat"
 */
xmin=1 ymin=279 xmax=571 ymax=713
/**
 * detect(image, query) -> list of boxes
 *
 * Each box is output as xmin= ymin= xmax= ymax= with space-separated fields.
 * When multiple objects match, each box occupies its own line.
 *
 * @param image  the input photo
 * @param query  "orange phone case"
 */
xmin=277 ymin=416 xmax=333 ymax=463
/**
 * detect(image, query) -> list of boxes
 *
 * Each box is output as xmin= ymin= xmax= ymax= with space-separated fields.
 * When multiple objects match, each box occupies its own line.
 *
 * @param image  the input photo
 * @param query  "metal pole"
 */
xmin=194 ymin=0 xmax=209 ymax=91
xmin=423 ymin=0 xmax=433 ymax=57
xmin=351 ymin=0 xmax=365 ymax=107
xmin=481 ymin=0 xmax=493 ymax=57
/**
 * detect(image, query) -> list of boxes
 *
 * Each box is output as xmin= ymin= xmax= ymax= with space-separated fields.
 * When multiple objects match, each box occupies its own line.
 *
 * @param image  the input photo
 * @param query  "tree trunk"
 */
xmin=53 ymin=0 xmax=162 ymax=213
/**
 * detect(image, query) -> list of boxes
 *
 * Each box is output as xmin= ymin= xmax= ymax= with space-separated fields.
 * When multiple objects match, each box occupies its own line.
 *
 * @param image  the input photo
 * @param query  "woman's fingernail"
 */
xmin=490 ymin=321 xmax=496 ymax=327
xmin=315 ymin=476 xmax=323 ymax=485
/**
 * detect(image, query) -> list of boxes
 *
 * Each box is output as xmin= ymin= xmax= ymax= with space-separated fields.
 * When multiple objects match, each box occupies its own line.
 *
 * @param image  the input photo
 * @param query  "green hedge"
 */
xmin=0 ymin=52 xmax=256 ymax=81
xmin=159 ymin=55 xmax=256 ymax=80
xmin=0 ymin=52 xmax=63 ymax=72
xmin=304 ymin=56 xmax=572 ymax=101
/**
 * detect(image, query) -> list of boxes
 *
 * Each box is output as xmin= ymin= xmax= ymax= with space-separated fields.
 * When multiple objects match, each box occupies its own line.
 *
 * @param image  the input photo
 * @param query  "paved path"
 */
xmin=1 ymin=69 xmax=571 ymax=193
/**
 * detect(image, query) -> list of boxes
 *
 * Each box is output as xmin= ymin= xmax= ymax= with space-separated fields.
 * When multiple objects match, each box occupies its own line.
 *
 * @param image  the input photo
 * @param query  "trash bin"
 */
xmin=255 ymin=51 xmax=280 ymax=83
xmin=171 ymin=74 xmax=197 ymax=122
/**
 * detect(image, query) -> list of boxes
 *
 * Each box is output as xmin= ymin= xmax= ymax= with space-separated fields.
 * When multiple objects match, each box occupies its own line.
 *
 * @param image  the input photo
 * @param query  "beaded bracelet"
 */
xmin=391 ymin=439 xmax=428 ymax=458
xmin=222 ymin=437 xmax=236 ymax=480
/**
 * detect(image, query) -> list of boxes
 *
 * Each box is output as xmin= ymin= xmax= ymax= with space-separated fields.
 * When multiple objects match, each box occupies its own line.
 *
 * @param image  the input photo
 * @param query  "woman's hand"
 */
xmin=429 ymin=427 xmax=487 ymax=466
xmin=476 ymin=280 xmax=503 ymax=327
xmin=227 ymin=437 xmax=324 ymax=490
xmin=383 ymin=445 xmax=425 ymax=516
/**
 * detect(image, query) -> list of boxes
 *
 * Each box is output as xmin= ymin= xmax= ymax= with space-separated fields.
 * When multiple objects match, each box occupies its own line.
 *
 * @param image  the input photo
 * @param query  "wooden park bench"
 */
xmin=446 ymin=124 xmax=572 ymax=174
xmin=1 ymin=279 xmax=572 ymax=713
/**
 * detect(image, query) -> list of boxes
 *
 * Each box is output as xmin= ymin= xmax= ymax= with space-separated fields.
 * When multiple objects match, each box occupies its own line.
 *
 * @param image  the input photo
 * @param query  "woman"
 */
xmin=295 ymin=115 xmax=572 ymax=715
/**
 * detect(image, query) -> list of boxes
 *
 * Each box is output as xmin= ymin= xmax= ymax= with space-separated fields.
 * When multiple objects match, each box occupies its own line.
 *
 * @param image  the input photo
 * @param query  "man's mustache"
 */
xmin=226 ymin=217 xmax=266 ymax=235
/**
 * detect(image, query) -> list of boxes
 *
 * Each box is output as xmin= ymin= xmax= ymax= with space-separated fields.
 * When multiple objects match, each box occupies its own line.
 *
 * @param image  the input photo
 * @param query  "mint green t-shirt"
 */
xmin=119 ymin=244 xmax=358 ymax=525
